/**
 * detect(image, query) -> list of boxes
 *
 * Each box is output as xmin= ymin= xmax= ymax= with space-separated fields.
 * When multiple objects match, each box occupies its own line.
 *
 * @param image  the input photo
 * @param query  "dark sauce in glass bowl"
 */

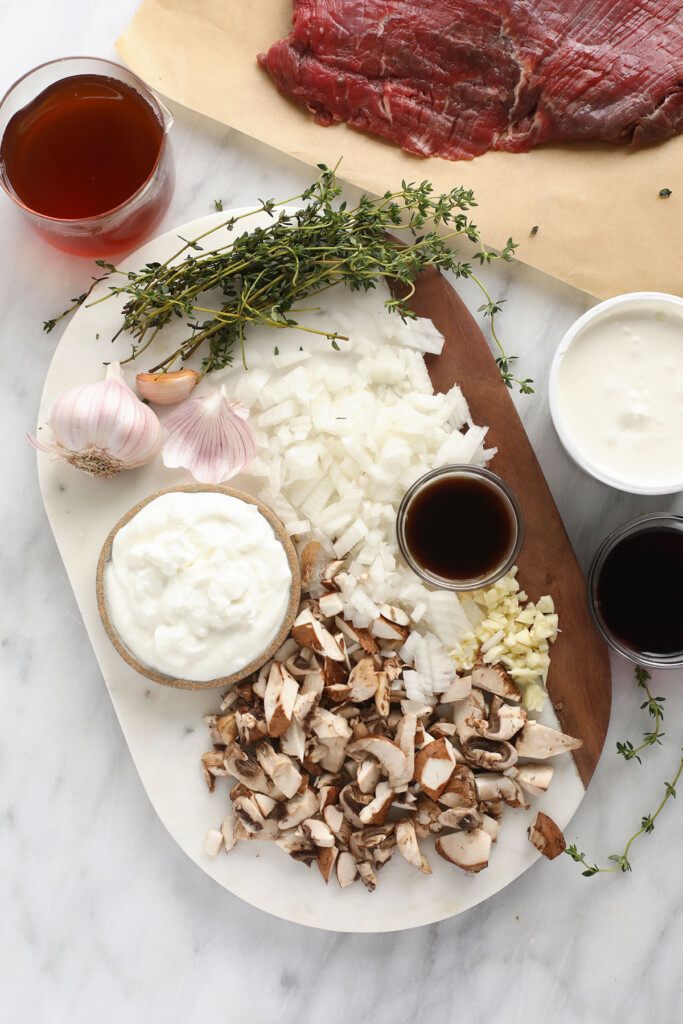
xmin=397 ymin=467 xmax=524 ymax=590
xmin=593 ymin=526 xmax=683 ymax=659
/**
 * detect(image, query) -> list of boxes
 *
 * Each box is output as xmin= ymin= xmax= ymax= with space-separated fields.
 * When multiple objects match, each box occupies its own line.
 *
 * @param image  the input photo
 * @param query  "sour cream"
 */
xmin=105 ymin=490 xmax=293 ymax=681
xmin=550 ymin=293 xmax=683 ymax=494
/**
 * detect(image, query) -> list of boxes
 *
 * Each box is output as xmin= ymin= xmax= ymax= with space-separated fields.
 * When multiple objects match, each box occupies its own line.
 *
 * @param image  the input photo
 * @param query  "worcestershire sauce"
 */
xmin=404 ymin=474 xmax=515 ymax=581
xmin=595 ymin=528 xmax=683 ymax=655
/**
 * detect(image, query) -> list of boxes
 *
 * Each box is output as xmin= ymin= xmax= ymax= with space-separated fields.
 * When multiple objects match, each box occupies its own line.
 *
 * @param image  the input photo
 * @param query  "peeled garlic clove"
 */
xmin=136 ymin=368 xmax=199 ymax=405
xmin=161 ymin=386 xmax=256 ymax=484
xmin=28 ymin=362 xmax=163 ymax=480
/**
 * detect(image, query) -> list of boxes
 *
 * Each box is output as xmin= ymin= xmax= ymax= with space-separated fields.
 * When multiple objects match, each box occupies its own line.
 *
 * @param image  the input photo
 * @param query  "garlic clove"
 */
xmin=161 ymin=386 xmax=257 ymax=484
xmin=28 ymin=362 xmax=163 ymax=479
xmin=136 ymin=368 xmax=199 ymax=405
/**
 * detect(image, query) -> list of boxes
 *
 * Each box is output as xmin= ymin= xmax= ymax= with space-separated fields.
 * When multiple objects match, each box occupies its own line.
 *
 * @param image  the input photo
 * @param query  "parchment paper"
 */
xmin=117 ymin=0 xmax=683 ymax=299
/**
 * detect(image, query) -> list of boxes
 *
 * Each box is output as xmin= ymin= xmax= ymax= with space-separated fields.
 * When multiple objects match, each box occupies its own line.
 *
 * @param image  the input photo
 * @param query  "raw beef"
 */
xmin=258 ymin=0 xmax=683 ymax=159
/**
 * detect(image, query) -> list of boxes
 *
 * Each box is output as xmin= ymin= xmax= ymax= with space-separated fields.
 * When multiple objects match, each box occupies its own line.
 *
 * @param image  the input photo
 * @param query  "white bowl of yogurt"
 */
xmin=549 ymin=292 xmax=683 ymax=494
xmin=96 ymin=485 xmax=301 ymax=690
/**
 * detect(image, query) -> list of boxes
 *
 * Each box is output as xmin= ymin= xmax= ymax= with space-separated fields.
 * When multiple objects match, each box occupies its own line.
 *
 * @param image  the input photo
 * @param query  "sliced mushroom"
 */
xmin=461 ymin=736 xmax=518 ymax=772
xmin=232 ymin=794 xmax=279 ymax=839
xmin=264 ymin=662 xmax=299 ymax=738
xmin=235 ymin=707 xmax=269 ymax=746
xmin=274 ymin=828 xmax=316 ymax=863
xmin=221 ymin=814 xmax=238 ymax=853
xmin=203 ymin=829 xmax=224 ymax=856
xmin=479 ymin=812 xmax=500 ymax=844
xmin=515 ymin=721 xmax=582 ymax=759
xmin=338 ymin=784 xmax=374 ymax=828
xmin=300 ymin=817 xmax=335 ymax=848
xmin=346 ymin=734 xmax=409 ymax=788
xmin=435 ymin=829 xmax=492 ymax=873
xmin=356 ymin=757 xmax=381 ymax=794
xmin=291 ymin=608 xmax=345 ymax=660
xmin=471 ymin=661 xmax=523 ymax=703
xmin=254 ymin=740 xmax=302 ymax=800
xmin=300 ymin=540 xmax=321 ymax=587
xmin=528 ymin=811 xmax=567 ymax=859
xmin=336 ymin=850 xmax=358 ymax=887
xmin=475 ymin=696 xmax=527 ymax=741
xmin=453 ymin=688 xmax=488 ymax=745
xmin=396 ymin=820 xmax=431 ymax=874
xmin=316 ymin=844 xmax=339 ymax=883
xmin=279 ymin=716 xmax=307 ymax=763
xmin=474 ymin=774 xmax=528 ymax=809
xmin=357 ymin=861 xmax=378 ymax=892
xmin=374 ymin=671 xmax=391 ymax=719
xmin=214 ymin=713 xmax=238 ymax=746
xmin=358 ymin=781 xmax=395 ymax=826
xmin=437 ymin=764 xmax=477 ymax=808
xmin=277 ymin=788 xmax=319 ymax=831
xmin=437 ymin=807 xmax=482 ymax=831
xmin=413 ymin=738 xmax=457 ymax=801
xmin=347 ymin=656 xmax=379 ymax=701
xmin=393 ymin=712 xmax=417 ymax=787
xmin=438 ymin=675 xmax=473 ymax=703
xmin=516 ymin=762 xmax=555 ymax=796
xmin=223 ymin=743 xmax=280 ymax=798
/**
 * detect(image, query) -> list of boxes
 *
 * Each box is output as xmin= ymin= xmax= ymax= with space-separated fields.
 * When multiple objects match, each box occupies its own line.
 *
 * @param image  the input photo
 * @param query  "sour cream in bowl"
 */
xmin=96 ymin=485 xmax=301 ymax=690
xmin=549 ymin=292 xmax=683 ymax=494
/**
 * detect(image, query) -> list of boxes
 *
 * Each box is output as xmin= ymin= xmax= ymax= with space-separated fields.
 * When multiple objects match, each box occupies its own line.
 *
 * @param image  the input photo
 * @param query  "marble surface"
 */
xmin=2 ymin=2 xmax=683 ymax=1021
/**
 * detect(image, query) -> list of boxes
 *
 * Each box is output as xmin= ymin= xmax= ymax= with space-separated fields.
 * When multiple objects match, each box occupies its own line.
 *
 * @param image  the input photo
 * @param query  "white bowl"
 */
xmin=549 ymin=291 xmax=683 ymax=495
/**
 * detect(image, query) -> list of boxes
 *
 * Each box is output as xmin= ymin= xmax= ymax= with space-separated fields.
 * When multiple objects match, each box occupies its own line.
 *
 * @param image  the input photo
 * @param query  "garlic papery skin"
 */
xmin=161 ymin=387 xmax=257 ymax=484
xmin=28 ymin=362 xmax=164 ymax=480
xmin=136 ymin=368 xmax=199 ymax=405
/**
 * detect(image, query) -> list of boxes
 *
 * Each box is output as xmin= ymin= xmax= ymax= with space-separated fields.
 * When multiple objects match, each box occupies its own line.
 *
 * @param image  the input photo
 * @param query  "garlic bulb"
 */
xmin=161 ymin=386 xmax=257 ymax=484
xmin=136 ymin=368 xmax=199 ymax=405
xmin=28 ymin=362 xmax=163 ymax=479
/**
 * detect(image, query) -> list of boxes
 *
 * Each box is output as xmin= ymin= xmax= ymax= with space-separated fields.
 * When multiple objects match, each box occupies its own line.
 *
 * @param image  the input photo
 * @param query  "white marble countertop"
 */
xmin=2 ymin=3 xmax=683 ymax=1022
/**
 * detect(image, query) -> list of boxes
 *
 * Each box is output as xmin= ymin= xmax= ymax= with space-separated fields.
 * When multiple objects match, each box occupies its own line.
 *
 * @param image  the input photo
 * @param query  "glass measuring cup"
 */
xmin=0 ymin=57 xmax=175 ymax=256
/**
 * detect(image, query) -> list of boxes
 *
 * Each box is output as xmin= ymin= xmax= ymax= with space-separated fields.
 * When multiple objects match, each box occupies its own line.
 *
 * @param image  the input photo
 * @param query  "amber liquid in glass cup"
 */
xmin=0 ymin=58 xmax=174 ymax=256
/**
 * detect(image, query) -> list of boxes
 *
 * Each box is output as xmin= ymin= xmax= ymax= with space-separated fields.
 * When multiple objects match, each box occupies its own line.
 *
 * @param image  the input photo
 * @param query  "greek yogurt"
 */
xmin=550 ymin=292 xmax=683 ymax=494
xmin=105 ymin=490 xmax=293 ymax=681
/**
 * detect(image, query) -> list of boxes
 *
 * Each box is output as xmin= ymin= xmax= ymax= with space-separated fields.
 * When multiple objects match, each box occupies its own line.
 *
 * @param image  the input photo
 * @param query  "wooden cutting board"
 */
xmin=401 ymin=266 xmax=612 ymax=787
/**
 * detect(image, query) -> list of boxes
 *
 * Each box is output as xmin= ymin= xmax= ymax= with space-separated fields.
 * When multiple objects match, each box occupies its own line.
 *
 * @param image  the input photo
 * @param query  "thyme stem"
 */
xmin=45 ymin=165 xmax=529 ymax=391
xmin=565 ymin=667 xmax=679 ymax=876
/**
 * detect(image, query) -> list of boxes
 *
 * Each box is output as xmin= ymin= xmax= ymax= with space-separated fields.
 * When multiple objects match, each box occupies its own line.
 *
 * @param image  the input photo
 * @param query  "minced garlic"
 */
xmin=449 ymin=568 xmax=559 ymax=709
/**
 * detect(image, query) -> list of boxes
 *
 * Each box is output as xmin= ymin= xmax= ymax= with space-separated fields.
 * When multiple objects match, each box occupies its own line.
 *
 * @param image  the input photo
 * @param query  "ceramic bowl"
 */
xmin=96 ymin=484 xmax=301 ymax=690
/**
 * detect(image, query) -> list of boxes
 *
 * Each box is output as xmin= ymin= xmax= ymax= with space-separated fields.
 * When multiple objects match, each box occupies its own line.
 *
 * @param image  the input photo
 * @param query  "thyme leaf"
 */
xmin=566 ymin=666 xmax=682 ymax=876
xmin=46 ymin=165 xmax=529 ymax=390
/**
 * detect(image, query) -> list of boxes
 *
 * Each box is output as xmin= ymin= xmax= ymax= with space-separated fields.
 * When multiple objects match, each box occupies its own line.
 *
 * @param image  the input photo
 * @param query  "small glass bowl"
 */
xmin=396 ymin=465 xmax=524 ymax=592
xmin=588 ymin=513 xmax=683 ymax=670
xmin=0 ymin=57 xmax=175 ymax=256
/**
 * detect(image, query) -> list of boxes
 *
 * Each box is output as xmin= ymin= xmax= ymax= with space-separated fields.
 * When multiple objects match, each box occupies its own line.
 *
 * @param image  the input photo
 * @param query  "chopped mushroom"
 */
xmin=515 ymin=721 xmax=583 ymax=759
xmin=435 ymin=829 xmax=492 ymax=873
xmin=528 ymin=811 xmax=567 ymax=859
xmin=200 ymin=557 xmax=579 ymax=892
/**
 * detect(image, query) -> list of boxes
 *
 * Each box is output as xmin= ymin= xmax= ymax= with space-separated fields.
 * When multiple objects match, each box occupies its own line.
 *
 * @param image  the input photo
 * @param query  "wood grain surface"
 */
xmin=400 ymin=267 xmax=612 ymax=788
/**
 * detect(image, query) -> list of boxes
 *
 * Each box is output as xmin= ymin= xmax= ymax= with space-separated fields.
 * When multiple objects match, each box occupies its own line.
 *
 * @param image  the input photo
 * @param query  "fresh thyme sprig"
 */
xmin=565 ymin=666 xmax=682 ymax=876
xmin=45 ymin=165 xmax=529 ymax=391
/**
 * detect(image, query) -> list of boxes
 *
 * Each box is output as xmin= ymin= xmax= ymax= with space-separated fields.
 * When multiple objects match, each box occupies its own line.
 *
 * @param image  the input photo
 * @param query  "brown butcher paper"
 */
xmin=117 ymin=0 xmax=683 ymax=300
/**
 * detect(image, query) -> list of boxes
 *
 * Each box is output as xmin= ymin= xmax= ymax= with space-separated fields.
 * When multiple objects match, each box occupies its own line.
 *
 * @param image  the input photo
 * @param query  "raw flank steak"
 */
xmin=258 ymin=0 xmax=683 ymax=160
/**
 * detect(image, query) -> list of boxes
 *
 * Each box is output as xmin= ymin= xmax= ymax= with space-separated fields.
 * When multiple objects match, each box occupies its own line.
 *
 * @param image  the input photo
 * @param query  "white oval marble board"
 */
xmin=36 ymin=212 xmax=594 ymax=932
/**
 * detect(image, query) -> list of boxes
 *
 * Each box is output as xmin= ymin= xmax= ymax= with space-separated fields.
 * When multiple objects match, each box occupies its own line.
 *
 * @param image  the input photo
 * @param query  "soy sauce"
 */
xmin=0 ymin=73 xmax=163 ymax=219
xmin=404 ymin=474 xmax=516 ymax=581
xmin=595 ymin=528 xmax=683 ymax=655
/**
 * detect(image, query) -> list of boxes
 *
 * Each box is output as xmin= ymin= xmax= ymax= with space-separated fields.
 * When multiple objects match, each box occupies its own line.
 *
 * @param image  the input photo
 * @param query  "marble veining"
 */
xmin=1 ymin=2 xmax=683 ymax=1021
